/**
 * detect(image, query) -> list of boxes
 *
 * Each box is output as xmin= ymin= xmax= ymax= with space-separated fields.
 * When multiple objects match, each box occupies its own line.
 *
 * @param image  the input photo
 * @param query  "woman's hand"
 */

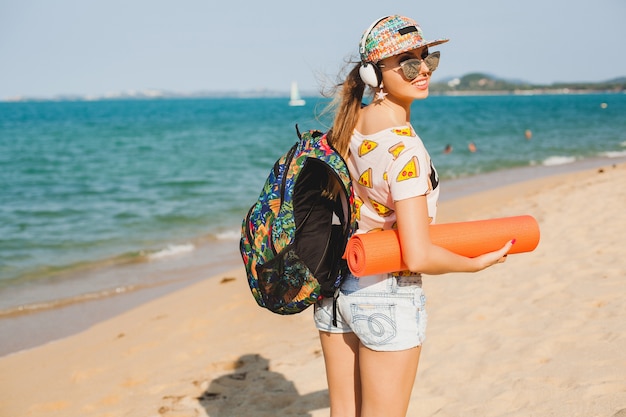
xmin=471 ymin=239 xmax=515 ymax=271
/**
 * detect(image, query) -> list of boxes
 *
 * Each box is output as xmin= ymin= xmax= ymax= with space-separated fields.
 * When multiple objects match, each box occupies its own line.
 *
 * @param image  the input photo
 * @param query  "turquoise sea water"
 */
xmin=1 ymin=93 xmax=626 ymax=318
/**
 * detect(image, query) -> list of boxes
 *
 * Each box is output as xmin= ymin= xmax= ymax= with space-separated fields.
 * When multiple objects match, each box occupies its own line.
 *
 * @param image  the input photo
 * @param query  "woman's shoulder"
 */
xmin=354 ymin=125 xmax=415 ymax=139
xmin=352 ymin=125 xmax=428 ymax=164
xmin=353 ymin=125 xmax=425 ymax=153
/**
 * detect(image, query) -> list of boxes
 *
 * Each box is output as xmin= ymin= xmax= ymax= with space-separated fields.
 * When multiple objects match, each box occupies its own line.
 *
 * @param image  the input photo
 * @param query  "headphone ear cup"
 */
xmin=359 ymin=63 xmax=382 ymax=88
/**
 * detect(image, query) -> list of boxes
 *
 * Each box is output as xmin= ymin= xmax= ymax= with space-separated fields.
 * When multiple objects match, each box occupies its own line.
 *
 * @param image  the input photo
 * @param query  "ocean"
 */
xmin=1 ymin=93 xmax=625 ymax=353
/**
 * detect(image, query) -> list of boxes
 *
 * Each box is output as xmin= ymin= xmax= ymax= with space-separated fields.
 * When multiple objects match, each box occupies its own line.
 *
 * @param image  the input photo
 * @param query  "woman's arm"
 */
xmin=395 ymin=195 xmax=513 ymax=275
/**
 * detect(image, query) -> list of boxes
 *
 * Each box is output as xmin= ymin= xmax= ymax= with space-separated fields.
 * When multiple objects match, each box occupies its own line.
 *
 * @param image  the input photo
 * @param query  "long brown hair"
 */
xmin=323 ymin=64 xmax=368 ymax=159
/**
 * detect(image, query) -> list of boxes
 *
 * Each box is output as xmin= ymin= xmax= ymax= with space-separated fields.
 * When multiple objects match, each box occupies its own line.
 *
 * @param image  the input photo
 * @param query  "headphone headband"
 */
xmin=359 ymin=15 xmax=391 ymax=63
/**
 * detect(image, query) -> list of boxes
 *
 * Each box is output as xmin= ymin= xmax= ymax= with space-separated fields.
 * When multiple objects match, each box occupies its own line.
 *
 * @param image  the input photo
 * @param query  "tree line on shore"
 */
xmin=430 ymin=73 xmax=626 ymax=94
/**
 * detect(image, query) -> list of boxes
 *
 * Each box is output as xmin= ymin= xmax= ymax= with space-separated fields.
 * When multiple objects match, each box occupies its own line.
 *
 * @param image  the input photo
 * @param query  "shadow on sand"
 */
xmin=197 ymin=353 xmax=328 ymax=417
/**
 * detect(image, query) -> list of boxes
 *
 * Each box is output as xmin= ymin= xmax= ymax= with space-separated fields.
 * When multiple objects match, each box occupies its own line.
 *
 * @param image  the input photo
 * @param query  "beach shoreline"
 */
xmin=0 ymin=161 xmax=624 ymax=416
xmin=1 ymin=155 xmax=625 ymax=358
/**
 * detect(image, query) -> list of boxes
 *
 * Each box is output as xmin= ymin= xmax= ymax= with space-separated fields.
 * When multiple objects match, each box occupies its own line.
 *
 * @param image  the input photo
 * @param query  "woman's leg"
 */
xmin=318 ymin=331 xmax=362 ymax=417
xmin=358 ymin=344 xmax=422 ymax=417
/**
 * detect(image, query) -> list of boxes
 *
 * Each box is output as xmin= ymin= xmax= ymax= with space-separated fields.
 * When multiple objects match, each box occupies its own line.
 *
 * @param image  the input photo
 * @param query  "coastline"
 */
xmin=0 ymin=160 xmax=624 ymax=416
xmin=1 ymin=155 xmax=625 ymax=358
xmin=4 ymin=84 xmax=624 ymax=102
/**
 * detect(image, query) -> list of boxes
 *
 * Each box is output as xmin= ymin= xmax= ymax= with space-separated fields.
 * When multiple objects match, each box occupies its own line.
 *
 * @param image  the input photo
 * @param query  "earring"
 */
xmin=375 ymin=81 xmax=388 ymax=101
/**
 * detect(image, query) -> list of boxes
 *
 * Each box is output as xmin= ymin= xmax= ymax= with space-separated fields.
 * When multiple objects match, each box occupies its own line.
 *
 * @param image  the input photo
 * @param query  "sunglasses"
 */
xmin=380 ymin=51 xmax=441 ymax=80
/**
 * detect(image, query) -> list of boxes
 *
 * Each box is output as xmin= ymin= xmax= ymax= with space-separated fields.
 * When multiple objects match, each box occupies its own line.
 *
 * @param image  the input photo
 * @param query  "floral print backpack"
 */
xmin=240 ymin=127 xmax=356 ymax=315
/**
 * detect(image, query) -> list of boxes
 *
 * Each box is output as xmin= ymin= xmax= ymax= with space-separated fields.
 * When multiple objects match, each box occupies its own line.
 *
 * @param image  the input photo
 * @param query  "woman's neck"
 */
xmin=356 ymin=97 xmax=411 ymax=135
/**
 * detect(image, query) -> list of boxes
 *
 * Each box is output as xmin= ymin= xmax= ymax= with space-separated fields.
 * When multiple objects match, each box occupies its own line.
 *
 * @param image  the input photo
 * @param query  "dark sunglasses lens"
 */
xmin=400 ymin=60 xmax=422 ymax=79
xmin=424 ymin=51 xmax=440 ymax=72
xmin=400 ymin=52 xmax=441 ymax=79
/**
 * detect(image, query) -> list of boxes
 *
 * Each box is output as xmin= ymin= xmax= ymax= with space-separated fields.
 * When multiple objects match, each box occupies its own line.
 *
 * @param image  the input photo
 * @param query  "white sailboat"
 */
xmin=288 ymin=81 xmax=306 ymax=106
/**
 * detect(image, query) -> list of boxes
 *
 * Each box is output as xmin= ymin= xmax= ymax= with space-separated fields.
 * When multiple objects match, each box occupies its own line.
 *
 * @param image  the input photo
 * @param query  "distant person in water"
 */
xmin=468 ymin=142 xmax=477 ymax=152
xmin=444 ymin=144 xmax=453 ymax=154
xmin=525 ymin=129 xmax=532 ymax=140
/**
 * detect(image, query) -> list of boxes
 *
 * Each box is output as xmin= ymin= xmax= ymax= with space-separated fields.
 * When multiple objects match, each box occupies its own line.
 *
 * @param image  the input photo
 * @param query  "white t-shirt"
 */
xmin=348 ymin=125 xmax=440 ymax=235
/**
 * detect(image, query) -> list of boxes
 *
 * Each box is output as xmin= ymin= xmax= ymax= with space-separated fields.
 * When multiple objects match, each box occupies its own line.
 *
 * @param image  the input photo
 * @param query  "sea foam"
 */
xmin=542 ymin=156 xmax=577 ymax=166
xmin=601 ymin=150 xmax=626 ymax=158
xmin=148 ymin=243 xmax=195 ymax=260
xmin=216 ymin=230 xmax=241 ymax=241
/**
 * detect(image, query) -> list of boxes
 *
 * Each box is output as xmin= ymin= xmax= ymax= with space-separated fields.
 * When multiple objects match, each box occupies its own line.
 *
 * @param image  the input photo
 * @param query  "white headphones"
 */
xmin=358 ymin=16 xmax=390 ymax=88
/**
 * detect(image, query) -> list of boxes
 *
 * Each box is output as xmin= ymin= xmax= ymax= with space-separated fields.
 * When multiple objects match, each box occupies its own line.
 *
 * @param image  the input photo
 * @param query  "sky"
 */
xmin=1 ymin=0 xmax=625 ymax=99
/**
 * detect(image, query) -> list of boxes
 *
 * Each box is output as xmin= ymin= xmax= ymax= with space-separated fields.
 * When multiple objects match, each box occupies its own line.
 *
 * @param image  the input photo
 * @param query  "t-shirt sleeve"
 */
xmin=387 ymin=145 xmax=431 ymax=201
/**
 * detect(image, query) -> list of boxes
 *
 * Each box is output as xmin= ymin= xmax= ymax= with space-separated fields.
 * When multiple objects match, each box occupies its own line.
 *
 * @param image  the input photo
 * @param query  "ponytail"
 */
xmin=323 ymin=64 xmax=367 ymax=159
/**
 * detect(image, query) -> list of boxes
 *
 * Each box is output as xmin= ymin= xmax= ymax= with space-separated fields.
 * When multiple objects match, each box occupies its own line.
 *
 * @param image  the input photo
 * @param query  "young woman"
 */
xmin=314 ymin=15 xmax=513 ymax=417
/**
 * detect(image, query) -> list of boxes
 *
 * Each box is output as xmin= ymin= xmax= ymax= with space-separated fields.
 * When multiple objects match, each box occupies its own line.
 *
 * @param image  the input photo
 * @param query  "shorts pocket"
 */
xmin=350 ymin=303 xmax=397 ymax=346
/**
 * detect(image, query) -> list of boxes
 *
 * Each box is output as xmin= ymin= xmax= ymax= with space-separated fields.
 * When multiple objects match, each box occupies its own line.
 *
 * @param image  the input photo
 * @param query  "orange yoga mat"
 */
xmin=346 ymin=215 xmax=540 ymax=277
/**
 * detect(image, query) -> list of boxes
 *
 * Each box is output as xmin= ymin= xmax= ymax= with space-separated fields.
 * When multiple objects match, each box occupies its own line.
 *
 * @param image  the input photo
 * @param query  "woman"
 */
xmin=314 ymin=15 xmax=513 ymax=417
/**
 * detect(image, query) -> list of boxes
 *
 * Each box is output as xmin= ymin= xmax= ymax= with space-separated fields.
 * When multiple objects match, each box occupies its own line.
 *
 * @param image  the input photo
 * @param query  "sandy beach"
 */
xmin=1 ymin=162 xmax=625 ymax=417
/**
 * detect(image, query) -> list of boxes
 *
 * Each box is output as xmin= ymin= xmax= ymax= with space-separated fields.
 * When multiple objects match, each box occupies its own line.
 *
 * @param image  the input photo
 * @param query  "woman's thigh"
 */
xmin=359 ymin=344 xmax=422 ymax=417
xmin=318 ymin=331 xmax=362 ymax=417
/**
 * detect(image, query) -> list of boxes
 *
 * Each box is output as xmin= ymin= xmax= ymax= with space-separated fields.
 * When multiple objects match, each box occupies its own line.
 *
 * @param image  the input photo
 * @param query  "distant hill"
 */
xmin=430 ymin=73 xmax=626 ymax=94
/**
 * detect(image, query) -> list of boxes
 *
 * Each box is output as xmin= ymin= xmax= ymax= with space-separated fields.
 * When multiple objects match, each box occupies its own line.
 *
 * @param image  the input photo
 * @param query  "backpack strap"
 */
xmin=332 ymin=289 xmax=340 ymax=327
xmin=295 ymin=123 xmax=302 ymax=139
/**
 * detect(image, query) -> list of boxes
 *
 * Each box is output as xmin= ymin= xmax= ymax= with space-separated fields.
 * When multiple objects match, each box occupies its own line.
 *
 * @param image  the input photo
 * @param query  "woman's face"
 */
xmin=379 ymin=46 xmax=433 ymax=102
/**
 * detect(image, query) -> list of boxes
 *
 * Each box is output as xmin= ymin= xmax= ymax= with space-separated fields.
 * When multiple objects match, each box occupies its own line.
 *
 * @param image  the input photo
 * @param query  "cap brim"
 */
xmin=372 ymin=37 xmax=449 ymax=63
xmin=423 ymin=38 xmax=449 ymax=48
xmin=383 ymin=38 xmax=449 ymax=61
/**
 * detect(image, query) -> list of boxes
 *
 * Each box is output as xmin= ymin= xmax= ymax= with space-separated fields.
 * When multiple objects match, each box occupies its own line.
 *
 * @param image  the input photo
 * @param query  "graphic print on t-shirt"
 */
xmin=350 ymin=126 xmax=439 ymax=232
xmin=396 ymin=156 xmax=419 ymax=182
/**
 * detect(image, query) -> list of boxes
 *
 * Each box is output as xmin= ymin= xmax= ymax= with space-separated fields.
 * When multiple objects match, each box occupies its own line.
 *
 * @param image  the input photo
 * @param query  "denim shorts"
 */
xmin=314 ymin=273 xmax=427 ymax=352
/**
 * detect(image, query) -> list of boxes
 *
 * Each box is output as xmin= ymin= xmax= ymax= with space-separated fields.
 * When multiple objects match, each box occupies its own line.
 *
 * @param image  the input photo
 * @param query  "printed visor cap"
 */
xmin=360 ymin=15 xmax=449 ymax=63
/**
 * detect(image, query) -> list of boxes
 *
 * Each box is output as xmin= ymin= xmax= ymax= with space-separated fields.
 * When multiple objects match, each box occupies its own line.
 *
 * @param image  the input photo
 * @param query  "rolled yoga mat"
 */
xmin=345 ymin=215 xmax=540 ymax=277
